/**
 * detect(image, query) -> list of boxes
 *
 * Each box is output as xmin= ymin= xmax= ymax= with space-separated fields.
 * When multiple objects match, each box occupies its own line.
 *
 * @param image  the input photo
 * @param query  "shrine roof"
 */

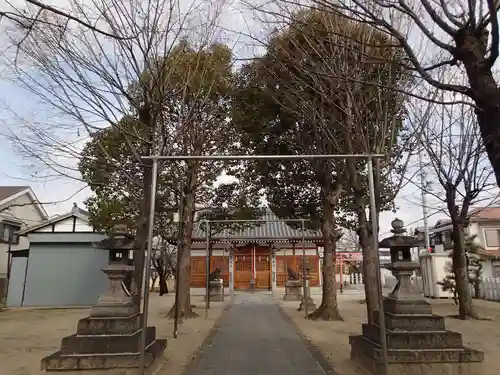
xmin=191 ymin=208 xmax=322 ymax=243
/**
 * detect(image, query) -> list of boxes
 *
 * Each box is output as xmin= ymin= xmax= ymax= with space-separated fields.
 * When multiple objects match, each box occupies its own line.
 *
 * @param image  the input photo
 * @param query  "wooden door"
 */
xmin=234 ymin=253 xmax=252 ymax=289
xmin=255 ymin=253 xmax=270 ymax=289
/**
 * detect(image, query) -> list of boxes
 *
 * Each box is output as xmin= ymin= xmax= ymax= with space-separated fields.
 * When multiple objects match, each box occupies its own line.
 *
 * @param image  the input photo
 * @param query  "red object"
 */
xmin=428 ymin=247 xmax=433 ymax=253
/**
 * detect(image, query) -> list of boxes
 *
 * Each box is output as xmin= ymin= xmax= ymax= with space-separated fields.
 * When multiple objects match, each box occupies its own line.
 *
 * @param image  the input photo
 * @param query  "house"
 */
xmin=6 ymin=203 xmax=108 ymax=307
xmin=429 ymin=207 xmax=500 ymax=278
xmin=0 ymin=186 xmax=49 ymax=303
xmin=188 ymin=208 xmax=324 ymax=295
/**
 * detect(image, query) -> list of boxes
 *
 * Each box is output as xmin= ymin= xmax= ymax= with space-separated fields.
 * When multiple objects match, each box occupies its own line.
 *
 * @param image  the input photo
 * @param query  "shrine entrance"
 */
xmin=234 ymin=244 xmax=271 ymax=290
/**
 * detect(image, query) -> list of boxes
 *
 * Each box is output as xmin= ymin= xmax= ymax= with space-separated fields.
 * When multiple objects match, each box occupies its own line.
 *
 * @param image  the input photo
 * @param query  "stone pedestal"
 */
xmin=298 ymin=296 xmax=316 ymax=312
xmin=204 ymin=279 xmax=224 ymax=302
xmin=41 ymin=255 xmax=166 ymax=371
xmin=349 ymin=218 xmax=484 ymax=375
xmin=297 ymin=280 xmax=316 ymax=311
xmin=349 ymin=297 xmax=484 ymax=375
xmin=283 ymin=280 xmax=302 ymax=301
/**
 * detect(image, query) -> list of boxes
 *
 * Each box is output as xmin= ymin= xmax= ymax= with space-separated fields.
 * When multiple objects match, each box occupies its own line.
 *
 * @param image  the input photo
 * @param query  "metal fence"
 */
xmin=482 ymin=278 xmax=500 ymax=301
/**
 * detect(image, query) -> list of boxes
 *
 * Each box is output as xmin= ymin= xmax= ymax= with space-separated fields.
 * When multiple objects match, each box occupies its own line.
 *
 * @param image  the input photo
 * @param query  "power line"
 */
xmin=379 ymin=208 xmax=446 ymax=237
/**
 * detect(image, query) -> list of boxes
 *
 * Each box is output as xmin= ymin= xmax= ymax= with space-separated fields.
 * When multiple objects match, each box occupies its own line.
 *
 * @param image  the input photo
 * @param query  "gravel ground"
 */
xmin=279 ymin=294 xmax=500 ymax=375
xmin=0 ymin=294 xmax=227 ymax=375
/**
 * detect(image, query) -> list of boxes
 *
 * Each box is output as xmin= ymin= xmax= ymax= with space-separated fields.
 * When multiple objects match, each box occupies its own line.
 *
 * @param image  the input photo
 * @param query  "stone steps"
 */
xmin=42 ymin=338 xmax=166 ymax=371
xmin=350 ymin=335 xmax=484 ymax=363
xmin=76 ymin=313 xmax=143 ymax=335
xmin=373 ymin=311 xmax=445 ymax=332
xmin=60 ymin=327 xmax=156 ymax=354
xmin=362 ymin=324 xmax=463 ymax=350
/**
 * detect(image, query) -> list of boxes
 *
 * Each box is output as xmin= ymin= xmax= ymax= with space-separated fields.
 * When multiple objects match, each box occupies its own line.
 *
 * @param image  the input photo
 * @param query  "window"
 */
xmin=0 ymin=222 xmax=21 ymax=244
xmin=493 ymin=265 xmax=500 ymax=278
xmin=441 ymin=231 xmax=453 ymax=244
xmin=484 ymin=229 xmax=500 ymax=248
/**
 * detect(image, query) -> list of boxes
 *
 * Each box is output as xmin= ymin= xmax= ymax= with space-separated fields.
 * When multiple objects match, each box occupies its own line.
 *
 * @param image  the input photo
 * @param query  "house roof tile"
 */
xmin=0 ymin=186 xmax=28 ymax=201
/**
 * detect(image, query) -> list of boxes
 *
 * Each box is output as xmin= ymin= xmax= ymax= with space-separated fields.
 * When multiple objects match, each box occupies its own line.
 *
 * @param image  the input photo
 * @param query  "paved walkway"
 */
xmin=183 ymin=293 xmax=334 ymax=375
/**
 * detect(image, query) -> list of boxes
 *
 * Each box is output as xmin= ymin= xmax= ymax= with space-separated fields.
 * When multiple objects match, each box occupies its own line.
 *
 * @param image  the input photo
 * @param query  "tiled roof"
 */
xmin=0 ymin=186 xmax=28 ymax=201
xmin=433 ymin=207 xmax=500 ymax=229
xmin=192 ymin=208 xmax=322 ymax=242
xmin=469 ymin=207 xmax=500 ymax=221
xmin=478 ymin=248 xmax=500 ymax=259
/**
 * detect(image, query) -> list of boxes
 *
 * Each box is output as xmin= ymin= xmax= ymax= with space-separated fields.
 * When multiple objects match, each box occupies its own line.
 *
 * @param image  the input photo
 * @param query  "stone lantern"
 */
xmin=41 ymin=231 xmax=166 ymax=371
xmin=381 ymin=217 xmax=423 ymax=306
xmin=349 ymin=218 xmax=484 ymax=375
xmin=90 ymin=232 xmax=137 ymax=317
xmin=298 ymin=257 xmax=316 ymax=312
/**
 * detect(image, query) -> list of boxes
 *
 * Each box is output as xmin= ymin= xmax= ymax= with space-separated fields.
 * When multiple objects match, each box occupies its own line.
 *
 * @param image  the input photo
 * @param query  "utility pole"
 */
xmin=418 ymin=147 xmax=431 ymax=251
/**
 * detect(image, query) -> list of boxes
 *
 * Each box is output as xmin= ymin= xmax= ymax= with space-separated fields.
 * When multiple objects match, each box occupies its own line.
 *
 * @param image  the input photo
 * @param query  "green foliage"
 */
xmin=79 ymin=41 xmax=244 ymax=234
xmin=231 ymin=8 xmax=407 ymax=226
xmin=196 ymin=182 xmax=265 ymax=235
xmin=438 ymin=235 xmax=484 ymax=303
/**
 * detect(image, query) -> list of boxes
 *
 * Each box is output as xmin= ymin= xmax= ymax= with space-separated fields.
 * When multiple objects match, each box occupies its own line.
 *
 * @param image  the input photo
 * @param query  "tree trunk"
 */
xmin=150 ymin=276 xmax=157 ymax=292
xmin=167 ymin=169 xmax=198 ymax=319
xmin=158 ymin=268 xmax=168 ymax=295
xmin=451 ymin=224 xmax=476 ymax=319
xmin=357 ymin=207 xmax=379 ymax=325
xmin=131 ymin=159 xmax=152 ymax=307
xmin=308 ymin=196 xmax=343 ymax=321
xmin=456 ymin=30 xmax=500 ymax=187
xmin=130 ymin=107 xmax=154 ymax=308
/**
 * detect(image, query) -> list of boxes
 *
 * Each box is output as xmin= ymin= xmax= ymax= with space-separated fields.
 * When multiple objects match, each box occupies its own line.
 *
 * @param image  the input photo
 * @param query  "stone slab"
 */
xmin=350 ymin=335 xmax=483 ymax=375
xmin=362 ymin=324 xmax=463 ymax=350
xmin=383 ymin=298 xmax=432 ymax=315
xmin=76 ymin=313 xmax=142 ymax=335
xmin=42 ymin=338 xmax=166 ymax=371
xmin=373 ymin=311 xmax=445 ymax=332
xmin=89 ymin=300 xmax=138 ymax=318
xmin=60 ymin=327 xmax=156 ymax=354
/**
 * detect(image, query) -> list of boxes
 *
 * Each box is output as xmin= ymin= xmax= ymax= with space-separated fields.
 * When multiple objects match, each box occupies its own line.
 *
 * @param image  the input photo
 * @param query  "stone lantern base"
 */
xmin=350 ymin=218 xmax=484 ymax=374
xmin=41 ymin=263 xmax=166 ymax=371
xmin=204 ymin=279 xmax=224 ymax=302
xmin=283 ymin=280 xmax=302 ymax=301
xmin=349 ymin=296 xmax=484 ymax=375
xmin=41 ymin=314 xmax=166 ymax=370
xmin=297 ymin=279 xmax=316 ymax=311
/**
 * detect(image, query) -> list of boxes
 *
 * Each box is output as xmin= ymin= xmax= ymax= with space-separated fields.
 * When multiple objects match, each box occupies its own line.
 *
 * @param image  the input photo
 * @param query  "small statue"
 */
xmin=209 ymin=268 xmax=221 ymax=281
xmin=287 ymin=267 xmax=299 ymax=280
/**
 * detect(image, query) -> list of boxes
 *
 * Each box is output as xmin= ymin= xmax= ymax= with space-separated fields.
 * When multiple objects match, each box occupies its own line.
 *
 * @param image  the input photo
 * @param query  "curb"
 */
xmin=277 ymin=304 xmax=339 ymax=375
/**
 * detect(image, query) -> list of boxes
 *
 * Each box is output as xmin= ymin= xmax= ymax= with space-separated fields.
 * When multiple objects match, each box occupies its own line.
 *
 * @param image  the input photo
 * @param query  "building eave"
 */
xmin=18 ymin=211 xmax=90 ymax=235
xmin=0 ymin=187 xmax=49 ymax=221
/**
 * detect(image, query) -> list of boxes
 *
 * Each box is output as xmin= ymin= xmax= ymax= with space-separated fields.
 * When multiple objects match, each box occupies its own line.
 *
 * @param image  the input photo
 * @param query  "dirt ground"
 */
xmin=280 ymin=294 xmax=500 ymax=375
xmin=0 ymin=294 xmax=227 ymax=375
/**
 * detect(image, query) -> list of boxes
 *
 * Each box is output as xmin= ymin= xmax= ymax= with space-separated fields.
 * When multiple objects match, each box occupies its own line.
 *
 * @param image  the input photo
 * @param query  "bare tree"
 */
xmin=0 ymin=0 xmax=133 ymax=45
xmin=291 ymin=0 xmax=500 ymax=191
xmin=152 ymin=236 xmax=177 ymax=295
xmin=4 ymin=0 xmax=228 ymax=309
xmin=337 ymin=229 xmax=360 ymax=251
xmin=408 ymin=87 xmax=497 ymax=319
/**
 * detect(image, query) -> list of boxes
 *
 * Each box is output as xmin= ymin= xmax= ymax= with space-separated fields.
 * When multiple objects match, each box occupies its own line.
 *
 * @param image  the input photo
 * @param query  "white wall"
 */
xmin=0 ymin=193 xmax=46 ymax=277
xmin=419 ymin=253 xmax=454 ymax=298
xmin=35 ymin=217 xmax=93 ymax=233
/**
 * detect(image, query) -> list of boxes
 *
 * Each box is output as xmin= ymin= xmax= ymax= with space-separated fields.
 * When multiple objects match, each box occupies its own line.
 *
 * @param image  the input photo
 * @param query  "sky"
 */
xmin=0 ymin=0 xmax=497 ymax=236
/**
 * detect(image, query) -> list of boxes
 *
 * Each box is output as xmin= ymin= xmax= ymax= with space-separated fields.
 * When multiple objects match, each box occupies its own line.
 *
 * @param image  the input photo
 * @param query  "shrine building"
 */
xmin=189 ymin=209 xmax=323 ymax=295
